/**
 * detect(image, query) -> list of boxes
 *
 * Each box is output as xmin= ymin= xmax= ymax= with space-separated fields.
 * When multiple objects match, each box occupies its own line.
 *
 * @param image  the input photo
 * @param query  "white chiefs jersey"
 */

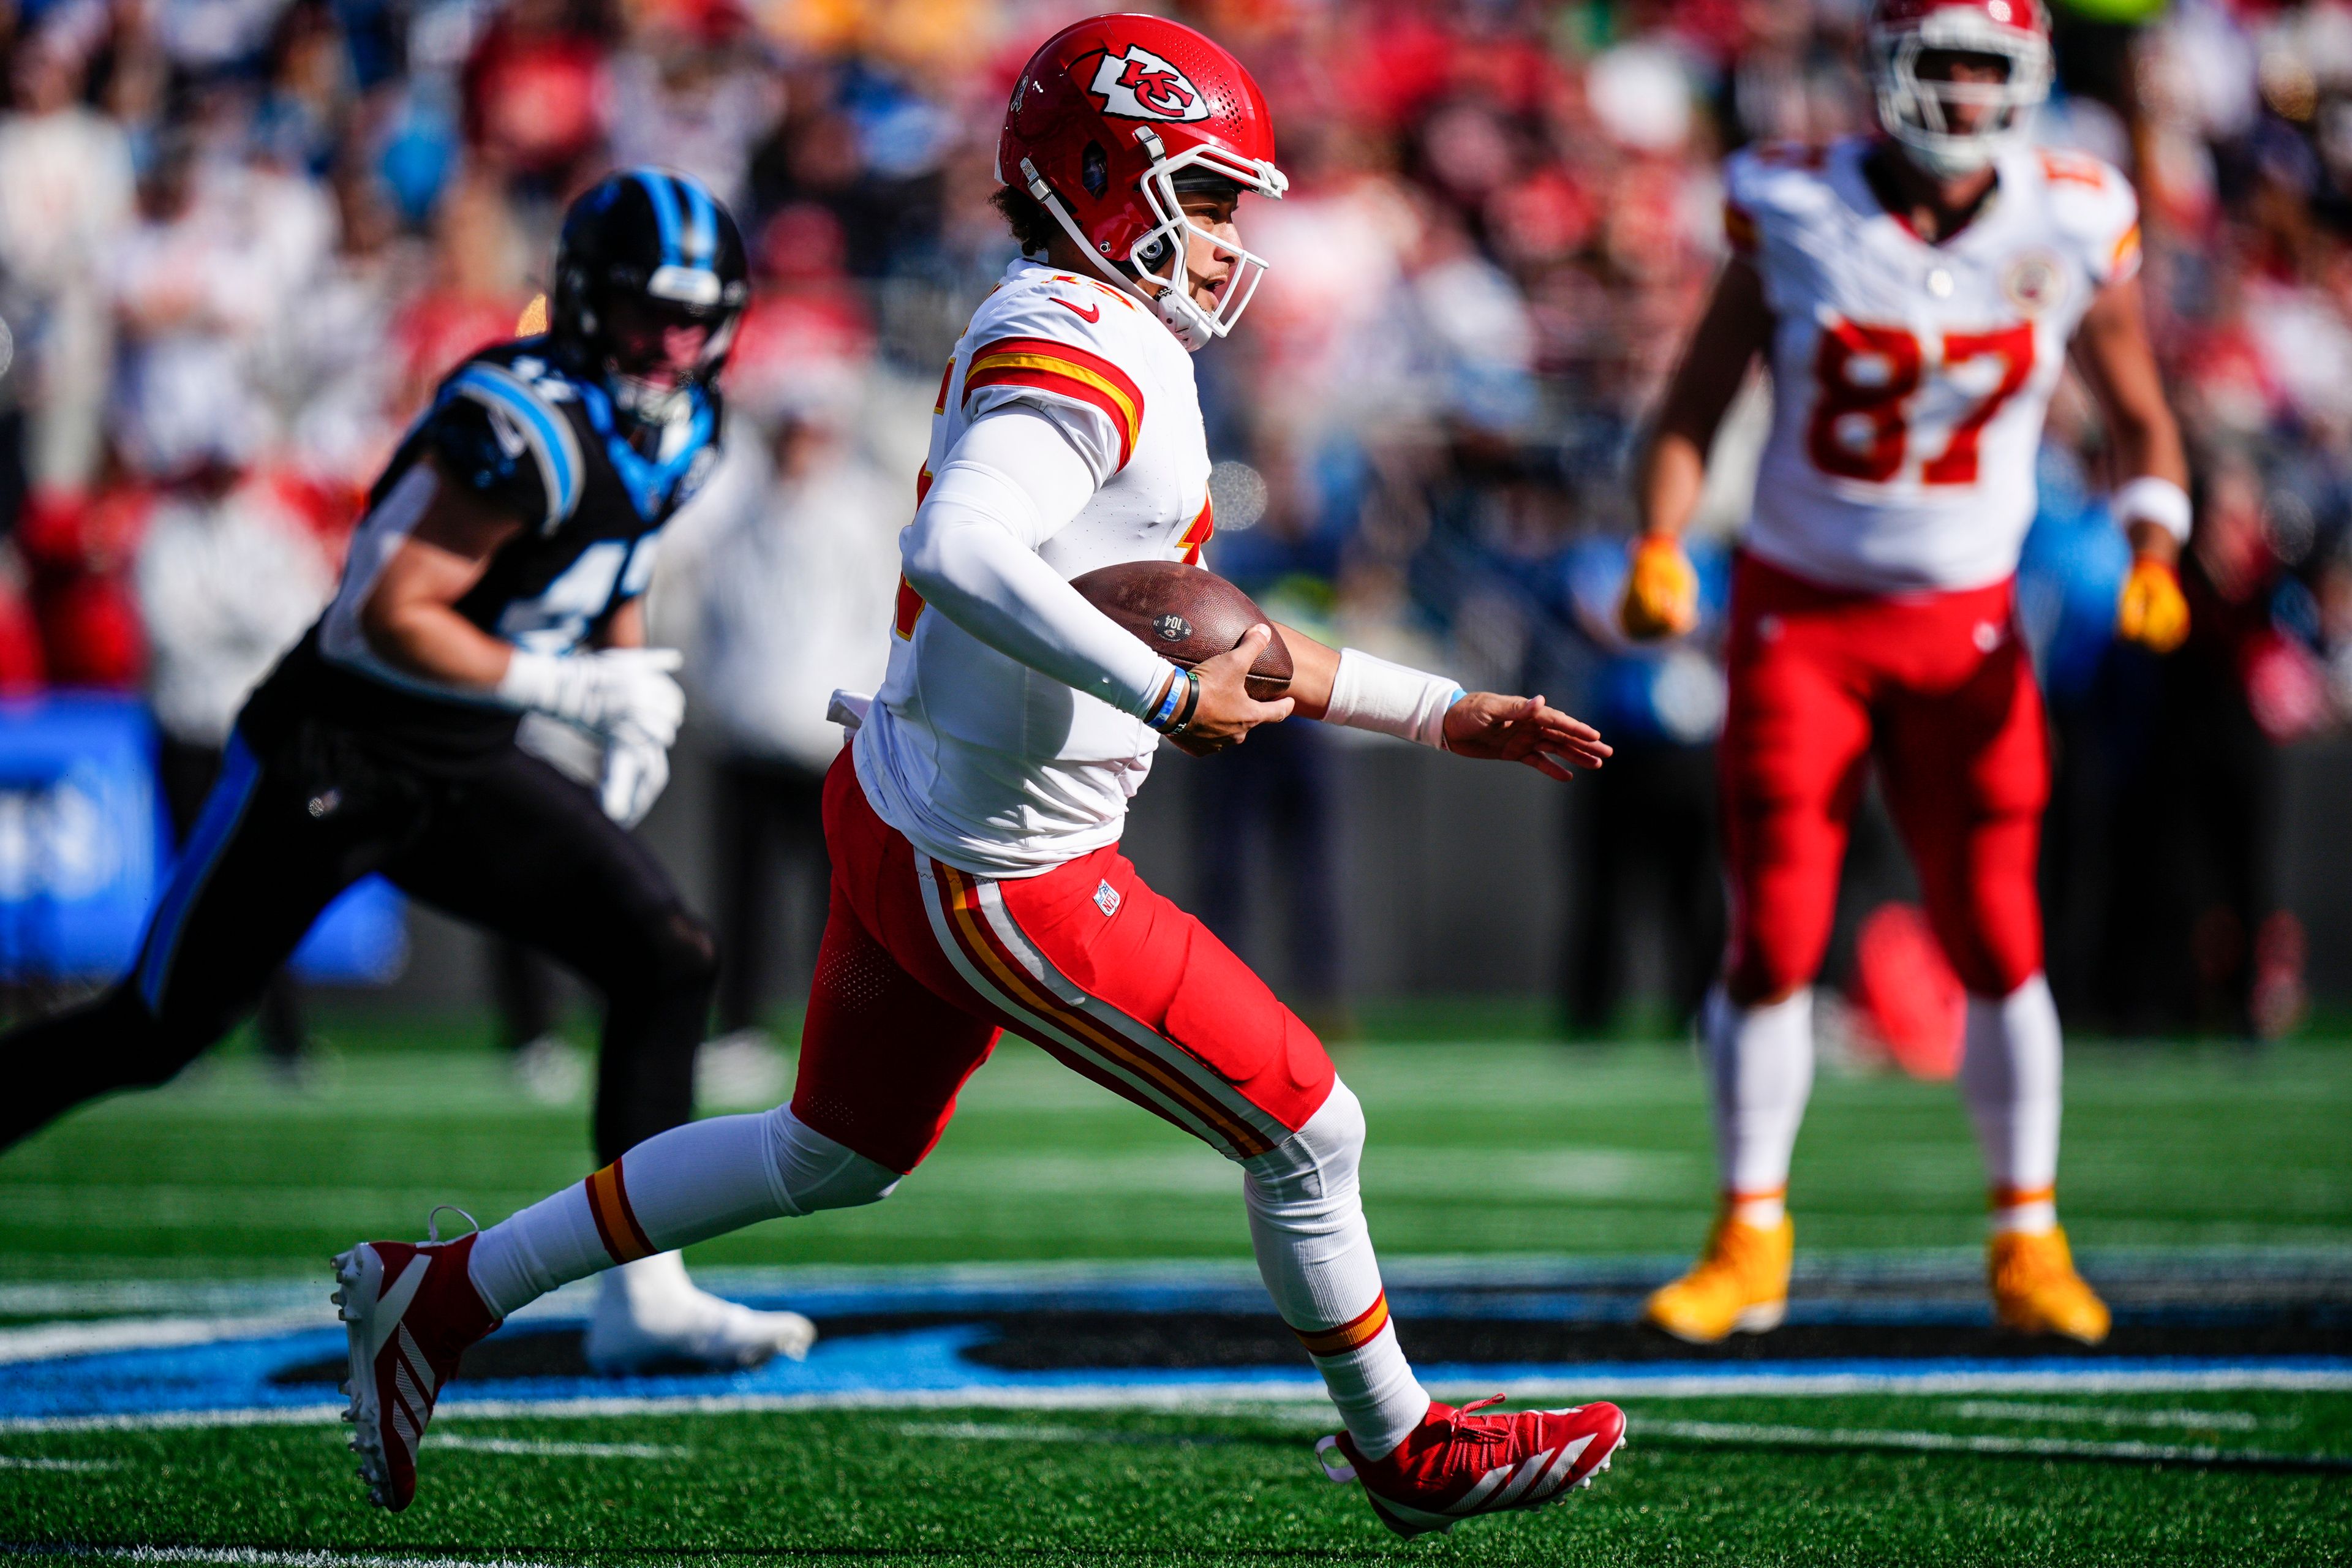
xmin=854 ymin=257 xmax=1215 ymax=876
xmin=1730 ymin=136 xmax=2141 ymax=592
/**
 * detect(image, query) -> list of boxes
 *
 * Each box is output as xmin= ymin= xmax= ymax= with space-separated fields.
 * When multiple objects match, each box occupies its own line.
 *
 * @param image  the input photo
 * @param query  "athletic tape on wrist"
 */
xmin=2113 ymin=476 xmax=2192 ymax=545
xmin=1325 ymin=647 xmax=1462 ymax=749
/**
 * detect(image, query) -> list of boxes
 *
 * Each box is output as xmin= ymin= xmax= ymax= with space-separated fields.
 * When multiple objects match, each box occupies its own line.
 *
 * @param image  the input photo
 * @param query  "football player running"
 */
xmin=327 ymin=15 xmax=1625 ymax=1536
xmin=1625 ymin=0 xmax=2188 ymax=1345
xmin=0 ymin=170 xmax=816 ymax=1374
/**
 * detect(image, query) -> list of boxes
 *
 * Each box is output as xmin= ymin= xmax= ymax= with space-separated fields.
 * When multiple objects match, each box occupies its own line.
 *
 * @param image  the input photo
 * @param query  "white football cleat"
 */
xmin=583 ymin=1250 xmax=816 ymax=1373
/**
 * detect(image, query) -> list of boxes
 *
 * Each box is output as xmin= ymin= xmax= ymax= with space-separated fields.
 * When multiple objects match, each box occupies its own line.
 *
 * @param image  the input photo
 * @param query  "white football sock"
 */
xmin=1960 ymin=973 xmax=2063 ymax=1234
xmin=1706 ymin=984 xmax=1815 ymax=1219
xmin=468 ymin=1105 xmax=901 ymax=1321
xmin=1242 ymin=1080 xmax=1430 ymax=1460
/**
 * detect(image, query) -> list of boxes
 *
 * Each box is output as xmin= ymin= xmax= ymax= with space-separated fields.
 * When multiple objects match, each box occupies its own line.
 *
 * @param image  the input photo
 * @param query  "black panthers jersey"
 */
xmin=244 ymin=337 xmax=723 ymax=772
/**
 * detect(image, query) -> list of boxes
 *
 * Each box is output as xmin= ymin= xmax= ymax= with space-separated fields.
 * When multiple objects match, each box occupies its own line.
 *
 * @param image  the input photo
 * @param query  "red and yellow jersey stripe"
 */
xmin=894 ymin=573 xmax=926 ymax=640
xmin=962 ymin=336 xmax=1145 ymax=471
xmin=2109 ymin=222 xmax=2142 ymax=282
xmin=1175 ymin=496 xmax=1215 ymax=566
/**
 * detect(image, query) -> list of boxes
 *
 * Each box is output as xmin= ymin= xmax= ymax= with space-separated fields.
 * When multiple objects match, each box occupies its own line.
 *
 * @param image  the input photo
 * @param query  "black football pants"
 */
xmin=0 ymin=717 xmax=717 ymax=1158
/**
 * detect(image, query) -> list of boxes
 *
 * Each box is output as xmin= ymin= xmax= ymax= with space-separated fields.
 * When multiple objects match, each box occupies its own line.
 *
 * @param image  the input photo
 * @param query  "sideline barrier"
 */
xmin=0 ymin=693 xmax=404 ymax=984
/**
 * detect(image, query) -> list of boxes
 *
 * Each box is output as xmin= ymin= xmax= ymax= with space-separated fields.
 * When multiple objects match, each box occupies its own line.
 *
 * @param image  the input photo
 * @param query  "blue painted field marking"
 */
xmin=2 ymin=1254 xmax=2345 ymax=1431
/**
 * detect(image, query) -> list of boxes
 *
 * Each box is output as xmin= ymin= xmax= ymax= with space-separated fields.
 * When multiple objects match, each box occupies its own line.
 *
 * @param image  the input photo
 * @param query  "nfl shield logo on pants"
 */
xmin=1094 ymin=880 xmax=1121 ymax=918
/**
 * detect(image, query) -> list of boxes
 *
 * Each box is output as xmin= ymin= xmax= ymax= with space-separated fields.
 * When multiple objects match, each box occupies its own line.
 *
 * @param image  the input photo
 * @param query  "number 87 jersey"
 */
xmin=1730 ymin=137 xmax=2141 ymax=594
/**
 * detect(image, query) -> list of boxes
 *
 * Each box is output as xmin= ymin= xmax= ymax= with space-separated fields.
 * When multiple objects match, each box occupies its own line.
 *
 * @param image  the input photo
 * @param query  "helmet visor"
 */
xmin=1132 ymin=139 xmax=1286 ymax=343
xmin=599 ymin=288 xmax=739 ymax=388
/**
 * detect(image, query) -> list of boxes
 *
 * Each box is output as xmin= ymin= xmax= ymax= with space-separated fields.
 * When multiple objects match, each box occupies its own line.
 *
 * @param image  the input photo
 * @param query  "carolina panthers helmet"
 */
xmin=551 ymin=168 xmax=750 ymax=414
xmin=997 ymin=14 xmax=1287 ymax=349
xmin=1866 ymin=0 xmax=2053 ymax=179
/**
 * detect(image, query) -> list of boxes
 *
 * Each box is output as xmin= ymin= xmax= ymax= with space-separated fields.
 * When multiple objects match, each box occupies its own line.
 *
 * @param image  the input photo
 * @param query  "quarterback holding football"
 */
xmin=1626 ymin=0 xmax=2190 ymax=1344
xmin=329 ymin=14 xmax=1626 ymax=1539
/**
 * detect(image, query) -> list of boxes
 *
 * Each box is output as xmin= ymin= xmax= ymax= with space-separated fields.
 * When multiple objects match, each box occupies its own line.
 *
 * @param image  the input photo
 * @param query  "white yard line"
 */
xmin=0 ymin=1315 xmax=328 ymax=1365
xmin=425 ymin=1435 xmax=684 ymax=1458
xmin=7 ymin=1362 xmax=2352 ymax=1435
xmin=1948 ymin=1399 xmax=2267 ymax=1431
xmin=1642 ymin=1418 xmax=2346 ymax=1469
xmin=897 ymin=1422 xmax=1094 ymax=1442
xmin=0 ymin=1455 xmax=121 ymax=1470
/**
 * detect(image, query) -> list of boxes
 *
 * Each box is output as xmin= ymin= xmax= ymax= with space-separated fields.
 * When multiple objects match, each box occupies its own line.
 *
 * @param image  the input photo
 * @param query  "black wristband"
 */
xmin=1166 ymin=668 xmax=1202 ymax=737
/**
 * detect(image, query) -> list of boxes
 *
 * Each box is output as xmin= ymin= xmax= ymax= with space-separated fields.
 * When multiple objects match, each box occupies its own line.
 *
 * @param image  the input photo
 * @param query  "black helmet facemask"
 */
xmin=551 ymin=170 xmax=750 ymax=425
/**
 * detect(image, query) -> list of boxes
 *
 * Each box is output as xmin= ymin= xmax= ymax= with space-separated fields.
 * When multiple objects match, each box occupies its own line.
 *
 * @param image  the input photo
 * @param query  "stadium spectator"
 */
xmin=674 ymin=401 xmax=900 ymax=1054
xmin=1555 ymin=526 xmax=1730 ymax=1036
xmin=4 ymin=0 xmax=2352 ymax=1033
xmin=133 ymin=460 xmax=338 ymax=1071
xmin=0 ymin=28 xmax=131 ymax=497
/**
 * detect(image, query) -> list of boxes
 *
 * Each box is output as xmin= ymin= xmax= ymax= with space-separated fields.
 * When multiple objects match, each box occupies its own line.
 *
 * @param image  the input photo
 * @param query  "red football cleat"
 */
xmin=1317 ymin=1396 xmax=1627 ymax=1539
xmin=331 ymin=1219 xmax=500 ymax=1511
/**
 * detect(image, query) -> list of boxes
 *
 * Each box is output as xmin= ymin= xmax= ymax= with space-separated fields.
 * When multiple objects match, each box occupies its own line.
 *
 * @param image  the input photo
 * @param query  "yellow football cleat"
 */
xmin=1989 ymin=1226 xmax=2111 ymax=1344
xmin=1642 ymin=1211 xmax=1793 ymax=1343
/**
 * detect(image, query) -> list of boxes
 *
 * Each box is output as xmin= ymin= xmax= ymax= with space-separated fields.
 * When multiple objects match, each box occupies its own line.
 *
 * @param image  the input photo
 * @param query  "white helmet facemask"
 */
xmin=1023 ymin=126 xmax=1286 ymax=353
xmin=1869 ymin=8 xmax=2052 ymax=179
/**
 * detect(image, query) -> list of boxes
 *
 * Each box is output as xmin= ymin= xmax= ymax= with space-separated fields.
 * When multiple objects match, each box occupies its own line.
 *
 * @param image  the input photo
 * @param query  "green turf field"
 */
xmin=3 ymin=1394 xmax=2349 ymax=1565
xmin=1 ymin=1027 xmax=2348 ymax=1564
xmin=4 ymin=1029 xmax=2349 ymax=1281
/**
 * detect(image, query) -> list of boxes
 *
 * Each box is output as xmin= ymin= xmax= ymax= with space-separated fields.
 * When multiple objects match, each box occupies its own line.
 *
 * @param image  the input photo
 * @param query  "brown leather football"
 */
xmin=1069 ymin=560 xmax=1294 ymax=701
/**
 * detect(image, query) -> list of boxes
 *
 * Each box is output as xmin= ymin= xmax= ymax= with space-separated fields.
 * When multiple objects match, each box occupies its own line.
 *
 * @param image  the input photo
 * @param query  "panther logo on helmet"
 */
xmin=1090 ymin=45 xmax=1210 ymax=123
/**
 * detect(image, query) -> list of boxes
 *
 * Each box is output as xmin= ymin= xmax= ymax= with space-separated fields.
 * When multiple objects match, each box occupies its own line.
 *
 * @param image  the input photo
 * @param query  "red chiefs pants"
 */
xmin=791 ymin=748 xmax=1336 ymax=1173
xmin=1720 ymin=552 xmax=2048 ymax=1002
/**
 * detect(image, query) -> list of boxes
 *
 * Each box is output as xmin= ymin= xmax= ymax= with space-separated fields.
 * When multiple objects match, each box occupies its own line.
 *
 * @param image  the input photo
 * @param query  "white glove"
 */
xmin=599 ymin=729 xmax=671 ymax=827
xmin=498 ymin=647 xmax=687 ymax=747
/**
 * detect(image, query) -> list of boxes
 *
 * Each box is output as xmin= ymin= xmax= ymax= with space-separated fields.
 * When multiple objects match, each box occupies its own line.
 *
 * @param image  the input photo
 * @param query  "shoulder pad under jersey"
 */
xmin=427 ymin=344 xmax=589 ymax=534
xmin=959 ymin=270 xmax=1153 ymax=484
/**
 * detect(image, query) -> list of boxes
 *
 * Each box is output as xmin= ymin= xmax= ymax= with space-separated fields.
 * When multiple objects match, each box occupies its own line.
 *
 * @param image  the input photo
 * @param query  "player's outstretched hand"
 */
xmin=1443 ymin=694 xmax=1611 ymax=782
xmin=1171 ymin=624 xmax=1295 ymax=757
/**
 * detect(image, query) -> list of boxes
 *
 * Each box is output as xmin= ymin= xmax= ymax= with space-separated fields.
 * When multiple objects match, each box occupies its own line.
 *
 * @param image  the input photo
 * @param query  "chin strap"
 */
xmin=1020 ymin=154 xmax=1210 ymax=350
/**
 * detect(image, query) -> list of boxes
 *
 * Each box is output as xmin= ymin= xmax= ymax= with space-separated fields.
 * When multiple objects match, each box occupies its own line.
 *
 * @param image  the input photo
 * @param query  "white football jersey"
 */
xmin=1730 ymin=136 xmax=2140 ymax=593
xmin=854 ymin=257 xmax=1215 ymax=876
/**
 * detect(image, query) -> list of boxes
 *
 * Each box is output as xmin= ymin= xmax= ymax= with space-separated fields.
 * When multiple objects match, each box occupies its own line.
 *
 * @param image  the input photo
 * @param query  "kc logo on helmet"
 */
xmin=1088 ymin=45 xmax=1210 ymax=123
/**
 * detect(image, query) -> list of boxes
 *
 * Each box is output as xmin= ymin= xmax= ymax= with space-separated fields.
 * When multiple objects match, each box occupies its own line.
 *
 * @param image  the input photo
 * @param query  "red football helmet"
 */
xmin=996 ymin=13 xmax=1287 ymax=349
xmin=1866 ymin=0 xmax=2052 ymax=178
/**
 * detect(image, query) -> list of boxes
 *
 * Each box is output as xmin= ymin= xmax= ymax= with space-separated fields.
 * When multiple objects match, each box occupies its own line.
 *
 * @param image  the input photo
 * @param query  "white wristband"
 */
xmin=1325 ymin=647 xmax=1464 ymax=749
xmin=2113 ymin=476 xmax=2192 ymax=545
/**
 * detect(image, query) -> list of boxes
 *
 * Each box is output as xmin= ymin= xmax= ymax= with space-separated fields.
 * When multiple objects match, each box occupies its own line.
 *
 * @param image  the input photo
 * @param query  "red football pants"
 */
xmin=791 ymin=748 xmax=1336 ymax=1174
xmin=1720 ymin=552 xmax=2048 ymax=1003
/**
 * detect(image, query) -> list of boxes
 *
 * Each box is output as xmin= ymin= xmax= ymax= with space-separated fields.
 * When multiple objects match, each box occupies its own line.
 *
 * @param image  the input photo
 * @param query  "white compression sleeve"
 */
xmin=1323 ymin=648 xmax=1463 ymax=748
xmin=901 ymin=406 xmax=1177 ymax=718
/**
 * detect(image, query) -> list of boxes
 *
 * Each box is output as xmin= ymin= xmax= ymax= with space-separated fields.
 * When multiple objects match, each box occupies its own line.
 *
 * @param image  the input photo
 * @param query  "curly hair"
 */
xmin=990 ymin=185 xmax=1063 ymax=255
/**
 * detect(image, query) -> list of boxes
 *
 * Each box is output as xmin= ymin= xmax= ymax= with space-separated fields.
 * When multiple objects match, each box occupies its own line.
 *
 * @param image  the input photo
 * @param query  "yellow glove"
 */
xmin=2116 ymin=555 xmax=2189 ymax=654
xmin=1619 ymin=533 xmax=1700 ymax=640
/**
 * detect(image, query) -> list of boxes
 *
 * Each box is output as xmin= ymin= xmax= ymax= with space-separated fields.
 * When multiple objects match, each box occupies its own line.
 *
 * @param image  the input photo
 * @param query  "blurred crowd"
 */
xmin=0 ymin=0 xmax=2344 ymax=1042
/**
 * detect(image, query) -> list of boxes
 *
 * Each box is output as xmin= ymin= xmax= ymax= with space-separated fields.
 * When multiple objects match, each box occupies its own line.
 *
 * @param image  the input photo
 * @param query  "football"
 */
xmin=1071 ymin=560 xmax=1294 ymax=701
